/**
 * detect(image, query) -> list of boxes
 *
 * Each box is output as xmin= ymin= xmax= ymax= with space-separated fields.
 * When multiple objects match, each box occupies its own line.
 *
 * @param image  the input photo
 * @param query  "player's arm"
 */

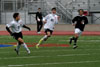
xmin=55 ymin=16 xmax=60 ymax=24
xmin=36 ymin=12 xmax=38 ymax=21
xmin=57 ymin=16 xmax=60 ymax=20
xmin=36 ymin=12 xmax=41 ymax=22
xmin=43 ymin=19 xmax=47 ymax=24
xmin=6 ymin=23 xmax=13 ymax=36
xmin=6 ymin=26 xmax=13 ymax=36
xmin=42 ymin=18 xmax=47 ymax=24
xmin=43 ymin=14 xmax=49 ymax=24
xmin=23 ymin=25 xmax=31 ymax=31
xmin=84 ymin=17 xmax=88 ymax=24
xmin=72 ymin=16 xmax=77 ymax=26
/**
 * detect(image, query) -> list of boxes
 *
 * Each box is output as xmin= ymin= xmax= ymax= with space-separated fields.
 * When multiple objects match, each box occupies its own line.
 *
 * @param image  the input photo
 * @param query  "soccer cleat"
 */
xmin=14 ymin=49 xmax=19 ymax=55
xmin=69 ymin=37 xmax=73 ymax=44
xmin=73 ymin=45 xmax=78 ymax=49
xmin=37 ymin=32 xmax=41 ymax=34
xmin=44 ymin=38 xmax=47 ymax=41
xmin=27 ymin=50 xmax=31 ymax=55
xmin=36 ymin=44 xmax=39 ymax=49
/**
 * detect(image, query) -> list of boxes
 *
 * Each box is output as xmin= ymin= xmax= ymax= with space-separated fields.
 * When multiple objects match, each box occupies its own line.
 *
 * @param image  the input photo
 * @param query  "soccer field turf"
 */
xmin=0 ymin=35 xmax=100 ymax=67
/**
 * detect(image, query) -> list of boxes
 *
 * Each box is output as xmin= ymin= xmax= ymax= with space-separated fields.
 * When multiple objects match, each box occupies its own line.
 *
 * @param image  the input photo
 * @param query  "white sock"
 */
xmin=37 ymin=35 xmax=48 ymax=46
xmin=22 ymin=43 xmax=30 ymax=53
xmin=42 ymin=35 xmax=48 ymax=40
xmin=16 ymin=43 xmax=21 ymax=51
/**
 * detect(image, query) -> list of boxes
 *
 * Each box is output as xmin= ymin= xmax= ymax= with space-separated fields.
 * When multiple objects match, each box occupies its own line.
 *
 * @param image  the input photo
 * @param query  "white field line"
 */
xmin=8 ymin=60 xmax=100 ymax=67
xmin=59 ymin=40 xmax=100 ymax=42
xmin=0 ymin=49 xmax=100 ymax=54
xmin=0 ymin=53 xmax=98 ymax=60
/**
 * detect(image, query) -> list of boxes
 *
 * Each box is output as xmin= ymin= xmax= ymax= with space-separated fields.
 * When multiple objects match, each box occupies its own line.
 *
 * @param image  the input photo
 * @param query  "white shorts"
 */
xmin=75 ymin=28 xmax=82 ymax=36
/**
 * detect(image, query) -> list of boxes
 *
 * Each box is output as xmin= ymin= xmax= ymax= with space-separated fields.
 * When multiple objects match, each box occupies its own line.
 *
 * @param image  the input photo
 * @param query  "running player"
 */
xmin=69 ymin=9 xmax=88 ymax=49
xmin=6 ymin=13 xmax=31 ymax=55
xmin=36 ymin=7 xmax=60 ymax=49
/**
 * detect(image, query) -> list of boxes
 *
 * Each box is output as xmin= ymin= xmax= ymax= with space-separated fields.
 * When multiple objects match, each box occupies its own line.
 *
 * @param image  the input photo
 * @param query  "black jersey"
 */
xmin=36 ymin=12 xmax=43 ymax=21
xmin=72 ymin=15 xmax=88 ymax=31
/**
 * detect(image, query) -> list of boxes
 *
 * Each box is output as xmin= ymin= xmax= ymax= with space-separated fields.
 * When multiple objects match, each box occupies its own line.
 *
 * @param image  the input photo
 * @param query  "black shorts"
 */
xmin=45 ymin=29 xmax=53 ymax=35
xmin=13 ymin=32 xmax=23 ymax=40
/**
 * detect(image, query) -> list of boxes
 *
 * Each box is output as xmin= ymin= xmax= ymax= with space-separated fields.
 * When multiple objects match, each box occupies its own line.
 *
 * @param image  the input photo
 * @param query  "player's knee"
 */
xmin=19 ymin=40 xmax=24 ymax=44
xmin=47 ymin=35 xmax=51 ymax=37
xmin=18 ymin=38 xmax=24 ymax=44
xmin=75 ymin=34 xmax=79 ymax=37
xmin=18 ymin=42 xmax=22 ymax=45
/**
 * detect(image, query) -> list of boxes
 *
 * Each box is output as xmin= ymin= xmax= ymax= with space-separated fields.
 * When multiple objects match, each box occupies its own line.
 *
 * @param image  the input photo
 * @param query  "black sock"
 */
xmin=74 ymin=37 xmax=78 ymax=45
xmin=71 ymin=37 xmax=75 ymax=40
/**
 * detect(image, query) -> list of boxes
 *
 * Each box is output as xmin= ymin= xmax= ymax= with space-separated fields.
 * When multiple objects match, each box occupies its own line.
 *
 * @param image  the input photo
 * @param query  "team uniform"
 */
xmin=6 ymin=20 xmax=23 ymax=40
xmin=43 ymin=13 xmax=58 ymax=34
xmin=36 ymin=13 xmax=59 ymax=48
xmin=72 ymin=15 xmax=88 ymax=36
xmin=69 ymin=15 xmax=88 ymax=49
xmin=6 ymin=19 xmax=30 ymax=55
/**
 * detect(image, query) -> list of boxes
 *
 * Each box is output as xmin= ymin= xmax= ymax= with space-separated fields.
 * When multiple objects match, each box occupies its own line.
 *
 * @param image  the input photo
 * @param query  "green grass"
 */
xmin=0 ymin=35 xmax=100 ymax=67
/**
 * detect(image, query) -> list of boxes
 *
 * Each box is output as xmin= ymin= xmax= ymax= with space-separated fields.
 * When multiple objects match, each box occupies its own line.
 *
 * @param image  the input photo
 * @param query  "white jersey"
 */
xmin=6 ymin=19 xmax=24 ymax=33
xmin=43 ymin=13 xmax=58 ymax=30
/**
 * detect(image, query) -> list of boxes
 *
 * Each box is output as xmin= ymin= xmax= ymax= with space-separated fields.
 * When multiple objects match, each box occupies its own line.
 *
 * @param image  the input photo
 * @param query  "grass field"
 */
xmin=0 ymin=35 xmax=100 ymax=67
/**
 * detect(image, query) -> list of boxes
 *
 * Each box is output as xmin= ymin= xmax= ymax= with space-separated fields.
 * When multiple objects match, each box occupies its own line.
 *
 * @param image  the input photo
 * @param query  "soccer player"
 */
xmin=69 ymin=9 xmax=88 ymax=49
xmin=36 ymin=7 xmax=60 ymax=49
xmin=6 ymin=13 xmax=31 ymax=55
xmin=36 ymin=8 xmax=43 ymax=34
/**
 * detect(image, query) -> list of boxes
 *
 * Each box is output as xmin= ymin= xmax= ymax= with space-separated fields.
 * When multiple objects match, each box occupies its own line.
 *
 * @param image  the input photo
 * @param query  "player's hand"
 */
xmin=37 ymin=19 xmax=40 ymax=22
xmin=10 ymin=33 xmax=13 ymax=36
xmin=72 ymin=23 xmax=75 ymax=26
xmin=81 ymin=20 xmax=85 ymax=25
xmin=81 ymin=22 xmax=84 ymax=25
xmin=43 ymin=21 xmax=47 ymax=24
xmin=28 ymin=28 xmax=31 ymax=31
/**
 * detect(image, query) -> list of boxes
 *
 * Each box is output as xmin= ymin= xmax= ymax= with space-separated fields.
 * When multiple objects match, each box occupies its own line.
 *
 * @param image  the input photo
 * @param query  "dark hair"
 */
xmin=38 ymin=8 xmax=41 ymax=9
xmin=13 ymin=13 xmax=19 ymax=19
xmin=51 ymin=7 xmax=56 ymax=11
xmin=78 ymin=9 xmax=84 ymax=12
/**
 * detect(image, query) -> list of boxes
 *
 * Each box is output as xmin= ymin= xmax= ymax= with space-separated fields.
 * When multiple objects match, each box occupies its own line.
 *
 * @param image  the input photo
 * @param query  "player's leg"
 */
xmin=69 ymin=34 xmax=79 ymax=49
xmin=39 ymin=22 xmax=43 ymax=32
xmin=18 ymin=38 xmax=30 ymax=54
xmin=69 ymin=36 xmax=75 ymax=44
xmin=73 ymin=33 xmax=79 ymax=49
xmin=44 ymin=31 xmax=51 ymax=40
xmin=36 ymin=34 xmax=48 ymax=48
xmin=74 ymin=33 xmax=79 ymax=44
xmin=16 ymin=42 xmax=21 ymax=50
xmin=13 ymin=33 xmax=21 ymax=55
xmin=14 ymin=42 xmax=21 ymax=55
xmin=69 ymin=29 xmax=78 ymax=44
xmin=69 ymin=28 xmax=81 ymax=49
xmin=37 ymin=22 xmax=40 ymax=33
xmin=36 ymin=29 xmax=52 ymax=49
xmin=73 ymin=29 xmax=82 ymax=49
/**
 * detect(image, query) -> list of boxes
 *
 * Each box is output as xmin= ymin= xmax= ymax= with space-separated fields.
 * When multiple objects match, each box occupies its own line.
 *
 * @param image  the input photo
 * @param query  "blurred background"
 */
xmin=0 ymin=0 xmax=100 ymax=24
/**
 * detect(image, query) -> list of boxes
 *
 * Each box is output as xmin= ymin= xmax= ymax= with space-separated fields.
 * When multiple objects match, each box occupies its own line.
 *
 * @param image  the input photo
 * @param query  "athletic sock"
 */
xmin=74 ymin=37 xmax=78 ymax=45
xmin=22 ymin=43 xmax=30 ymax=53
xmin=16 ymin=43 xmax=21 ymax=51
xmin=43 ymin=35 xmax=48 ymax=41
xmin=37 ymin=35 xmax=48 ymax=46
xmin=71 ymin=37 xmax=75 ymax=40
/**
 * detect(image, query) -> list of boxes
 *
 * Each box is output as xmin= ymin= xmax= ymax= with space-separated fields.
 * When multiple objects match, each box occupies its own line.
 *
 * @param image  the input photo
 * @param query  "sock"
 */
xmin=16 ymin=43 xmax=21 ymax=51
xmin=71 ymin=37 xmax=75 ymax=40
xmin=43 ymin=35 xmax=48 ymax=41
xmin=22 ymin=43 xmax=30 ymax=53
xmin=74 ymin=37 xmax=78 ymax=45
xmin=37 ymin=35 xmax=48 ymax=46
